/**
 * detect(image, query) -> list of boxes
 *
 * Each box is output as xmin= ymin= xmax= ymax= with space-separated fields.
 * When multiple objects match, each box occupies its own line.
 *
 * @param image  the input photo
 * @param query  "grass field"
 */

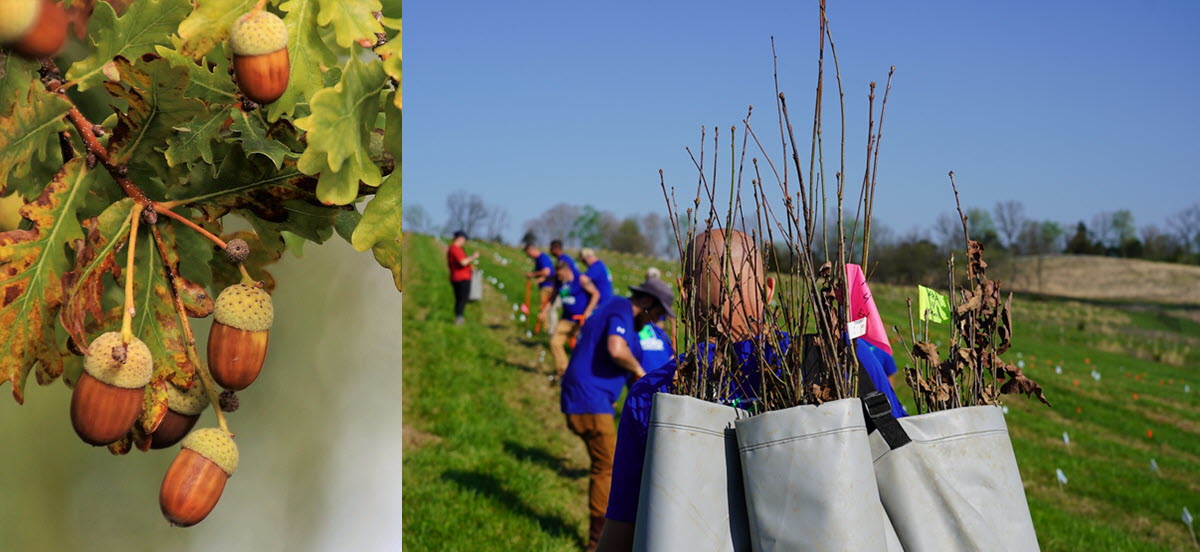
xmin=403 ymin=233 xmax=1200 ymax=551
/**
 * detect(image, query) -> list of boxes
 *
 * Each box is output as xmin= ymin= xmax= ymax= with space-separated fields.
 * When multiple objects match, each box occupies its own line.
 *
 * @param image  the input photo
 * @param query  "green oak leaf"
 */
xmin=0 ymin=81 xmax=71 ymax=197
xmin=351 ymin=171 xmax=400 ymax=291
xmin=164 ymin=108 xmax=227 ymax=167
xmin=177 ymin=0 xmax=258 ymax=59
xmin=156 ymin=40 xmax=239 ymax=103
xmin=0 ymin=158 xmax=98 ymax=403
xmin=229 ymin=108 xmax=293 ymax=168
xmin=316 ymin=0 xmax=383 ymax=48
xmin=66 ymin=0 xmax=192 ymax=91
xmin=106 ymin=57 xmax=207 ymax=168
xmin=294 ymin=57 xmax=387 ymax=205
xmin=0 ymin=52 xmax=40 ymax=117
xmin=268 ymin=0 xmax=336 ymax=121
xmin=375 ymin=19 xmax=401 ymax=109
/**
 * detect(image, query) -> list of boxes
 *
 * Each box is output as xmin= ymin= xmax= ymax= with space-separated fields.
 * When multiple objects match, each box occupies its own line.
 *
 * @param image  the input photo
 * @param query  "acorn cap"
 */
xmin=83 ymin=332 xmax=153 ymax=389
xmin=0 ymin=0 xmax=39 ymax=43
xmin=214 ymin=284 xmax=274 ymax=331
xmin=166 ymin=383 xmax=209 ymax=416
xmin=182 ymin=428 xmax=238 ymax=476
xmin=228 ymin=11 xmax=288 ymax=57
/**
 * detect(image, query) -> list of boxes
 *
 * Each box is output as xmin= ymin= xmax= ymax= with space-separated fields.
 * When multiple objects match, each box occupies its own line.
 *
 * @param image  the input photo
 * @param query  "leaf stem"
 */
xmin=153 ymin=205 xmax=228 ymax=249
xmin=149 ymin=224 xmax=231 ymax=435
xmin=121 ymin=204 xmax=143 ymax=343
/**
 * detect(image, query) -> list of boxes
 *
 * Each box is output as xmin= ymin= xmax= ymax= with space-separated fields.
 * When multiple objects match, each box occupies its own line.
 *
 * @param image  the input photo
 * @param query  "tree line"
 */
xmin=405 ymin=191 xmax=1200 ymax=280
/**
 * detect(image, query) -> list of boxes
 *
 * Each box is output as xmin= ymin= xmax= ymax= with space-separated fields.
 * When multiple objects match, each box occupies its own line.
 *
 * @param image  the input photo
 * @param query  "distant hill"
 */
xmin=1006 ymin=255 xmax=1200 ymax=305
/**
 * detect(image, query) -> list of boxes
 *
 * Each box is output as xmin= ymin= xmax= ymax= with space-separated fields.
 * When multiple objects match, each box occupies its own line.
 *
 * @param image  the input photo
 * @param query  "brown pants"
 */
xmin=565 ymin=413 xmax=616 ymax=518
xmin=549 ymin=319 xmax=582 ymax=376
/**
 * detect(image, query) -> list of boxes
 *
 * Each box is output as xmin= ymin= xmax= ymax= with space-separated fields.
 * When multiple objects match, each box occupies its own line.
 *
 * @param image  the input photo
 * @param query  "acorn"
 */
xmin=0 ymin=0 xmax=67 ymax=59
xmin=207 ymin=283 xmax=273 ymax=390
xmin=160 ymin=428 xmax=238 ymax=527
xmin=150 ymin=383 xmax=209 ymax=450
xmin=70 ymin=332 xmax=153 ymax=446
xmin=228 ymin=10 xmax=289 ymax=104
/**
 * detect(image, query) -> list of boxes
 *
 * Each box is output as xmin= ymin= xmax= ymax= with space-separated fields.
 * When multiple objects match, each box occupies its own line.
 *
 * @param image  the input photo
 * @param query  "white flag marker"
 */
xmin=1055 ymin=366 xmax=1063 ymax=375
xmin=1017 ymin=360 xmax=1026 ymax=369
xmin=1062 ymin=432 xmax=1070 ymax=445
xmin=1056 ymin=468 xmax=1068 ymax=489
xmin=1002 ymin=406 xmax=1010 ymax=415
xmin=1149 ymin=458 xmax=1158 ymax=473
xmin=1091 ymin=370 xmax=1101 ymax=381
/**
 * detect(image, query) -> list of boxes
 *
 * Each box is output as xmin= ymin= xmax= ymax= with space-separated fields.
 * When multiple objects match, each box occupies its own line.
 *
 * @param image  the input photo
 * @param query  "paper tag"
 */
xmin=848 ymin=317 xmax=867 ymax=339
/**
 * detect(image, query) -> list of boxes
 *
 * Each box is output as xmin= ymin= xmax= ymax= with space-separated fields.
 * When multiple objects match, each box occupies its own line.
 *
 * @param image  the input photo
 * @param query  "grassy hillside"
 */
xmin=1007 ymin=254 xmax=1200 ymax=306
xmin=403 ymin=233 xmax=1200 ymax=551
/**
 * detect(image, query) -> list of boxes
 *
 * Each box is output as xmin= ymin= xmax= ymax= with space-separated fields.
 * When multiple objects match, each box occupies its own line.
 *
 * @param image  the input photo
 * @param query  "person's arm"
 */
xmin=607 ymin=335 xmax=645 ymax=379
xmin=596 ymin=520 xmax=635 ymax=552
xmin=527 ymin=267 xmax=551 ymax=279
xmin=458 ymin=251 xmax=479 ymax=267
xmin=580 ymin=275 xmax=600 ymax=319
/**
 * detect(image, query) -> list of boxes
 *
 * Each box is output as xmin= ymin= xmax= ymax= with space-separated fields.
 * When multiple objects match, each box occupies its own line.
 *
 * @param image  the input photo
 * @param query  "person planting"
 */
xmin=560 ymin=277 xmax=673 ymax=551
xmin=446 ymin=230 xmax=479 ymax=325
xmin=581 ymin=248 xmax=614 ymax=301
xmin=597 ymin=228 xmax=784 ymax=552
xmin=544 ymin=260 xmax=602 ymax=377
xmin=523 ymin=243 xmax=557 ymax=326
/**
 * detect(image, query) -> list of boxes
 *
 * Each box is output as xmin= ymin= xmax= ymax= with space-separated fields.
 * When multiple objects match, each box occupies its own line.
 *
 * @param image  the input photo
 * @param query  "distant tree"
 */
xmin=610 ymin=217 xmax=649 ymax=254
xmin=933 ymin=212 xmax=963 ymax=252
xmin=444 ymin=190 xmax=489 ymax=237
xmin=1017 ymin=220 xmax=1064 ymax=256
xmin=520 ymin=230 xmax=537 ymax=246
xmin=965 ymin=207 xmax=1001 ymax=251
xmin=641 ymin=212 xmax=666 ymax=259
xmin=404 ymin=203 xmax=433 ymax=235
xmin=570 ymin=206 xmax=606 ymax=248
xmin=993 ymin=200 xmax=1026 ymax=252
xmin=524 ymin=203 xmax=581 ymax=247
xmin=1167 ymin=203 xmax=1200 ymax=262
xmin=1140 ymin=225 xmax=1183 ymax=262
xmin=1065 ymin=221 xmax=1101 ymax=255
xmin=871 ymin=232 xmax=945 ymax=286
xmin=483 ymin=207 xmax=510 ymax=244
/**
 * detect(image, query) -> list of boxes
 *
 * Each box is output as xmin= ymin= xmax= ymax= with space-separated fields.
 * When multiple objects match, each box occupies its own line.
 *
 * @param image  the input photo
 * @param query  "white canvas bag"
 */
xmin=734 ymin=397 xmax=903 ymax=552
xmin=868 ymin=405 xmax=1041 ymax=552
xmin=468 ymin=268 xmax=483 ymax=302
xmin=633 ymin=393 xmax=752 ymax=552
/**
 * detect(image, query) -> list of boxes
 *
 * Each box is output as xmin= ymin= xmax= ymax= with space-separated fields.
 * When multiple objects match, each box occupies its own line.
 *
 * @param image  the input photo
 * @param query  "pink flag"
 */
xmin=845 ymin=264 xmax=892 ymax=356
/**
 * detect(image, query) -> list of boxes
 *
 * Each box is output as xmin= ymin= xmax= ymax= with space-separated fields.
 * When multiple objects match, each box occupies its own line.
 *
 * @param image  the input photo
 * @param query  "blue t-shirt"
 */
xmin=858 ymin=340 xmax=907 ymax=419
xmin=554 ymin=254 xmax=581 ymax=290
xmin=586 ymin=260 xmax=614 ymax=301
xmin=535 ymin=253 xmax=555 ymax=288
xmin=637 ymin=324 xmax=674 ymax=374
xmin=606 ymin=333 xmax=790 ymax=523
xmin=559 ymin=276 xmax=592 ymax=318
xmin=560 ymin=296 xmax=643 ymax=415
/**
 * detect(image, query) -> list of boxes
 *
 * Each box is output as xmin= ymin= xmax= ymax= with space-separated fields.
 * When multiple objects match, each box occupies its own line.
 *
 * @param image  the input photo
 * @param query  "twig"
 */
xmin=154 ymin=205 xmax=228 ymax=249
xmin=149 ymin=224 xmax=231 ymax=435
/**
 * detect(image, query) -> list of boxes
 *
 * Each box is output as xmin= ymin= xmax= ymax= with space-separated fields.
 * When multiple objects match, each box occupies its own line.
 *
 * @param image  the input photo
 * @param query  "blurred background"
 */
xmin=0 ymin=238 xmax=402 ymax=551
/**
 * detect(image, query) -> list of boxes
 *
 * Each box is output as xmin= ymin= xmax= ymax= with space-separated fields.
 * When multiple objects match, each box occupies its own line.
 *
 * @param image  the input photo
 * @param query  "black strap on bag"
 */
xmin=853 ymin=343 xmax=912 ymax=451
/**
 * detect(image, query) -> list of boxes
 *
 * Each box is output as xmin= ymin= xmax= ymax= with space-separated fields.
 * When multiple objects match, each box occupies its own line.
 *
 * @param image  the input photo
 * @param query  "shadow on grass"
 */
xmin=442 ymin=469 xmax=580 ymax=544
xmin=504 ymin=440 xmax=588 ymax=480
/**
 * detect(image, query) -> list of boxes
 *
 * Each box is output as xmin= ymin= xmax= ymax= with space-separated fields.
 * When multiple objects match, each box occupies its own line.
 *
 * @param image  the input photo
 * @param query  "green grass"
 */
xmin=404 ymin=234 xmax=1200 ymax=551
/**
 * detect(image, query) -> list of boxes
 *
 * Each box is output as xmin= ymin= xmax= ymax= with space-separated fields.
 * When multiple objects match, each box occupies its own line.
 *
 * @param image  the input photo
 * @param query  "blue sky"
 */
xmin=405 ymin=1 xmax=1199 ymax=244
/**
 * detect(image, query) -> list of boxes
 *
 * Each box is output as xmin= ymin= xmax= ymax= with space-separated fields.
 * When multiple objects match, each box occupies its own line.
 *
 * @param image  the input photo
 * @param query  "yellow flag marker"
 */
xmin=918 ymin=284 xmax=951 ymax=323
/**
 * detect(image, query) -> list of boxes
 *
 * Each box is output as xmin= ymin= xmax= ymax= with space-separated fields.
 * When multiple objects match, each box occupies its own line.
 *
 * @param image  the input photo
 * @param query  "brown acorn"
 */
xmin=150 ymin=383 xmax=209 ymax=450
xmin=70 ymin=332 xmax=153 ymax=446
xmin=160 ymin=428 xmax=238 ymax=527
xmin=228 ymin=10 xmax=289 ymax=104
xmin=207 ymin=283 xmax=273 ymax=390
xmin=0 ymin=0 xmax=67 ymax=59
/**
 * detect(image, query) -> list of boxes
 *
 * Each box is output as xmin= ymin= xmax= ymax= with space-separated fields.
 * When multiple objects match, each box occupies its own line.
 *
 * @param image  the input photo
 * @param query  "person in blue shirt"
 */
xmin=637 ymin=322 xmax=674 ymax=374
xmin=581 ymin=247 xmax=615 ymax=301
xmin=561 ymin=277 xmax=674 ymax=551
xmin=549 ymin=239 xmax=581 ymax=283
xmin=544 ymin=260 xmax=602 ymax=377
xmin=597 ymin=229 xmax=780 ymax=552
xmin=524 ymin=243 xmax=557 ymax=323
xmin=860 ymin=340 xmax=907 ymax=418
